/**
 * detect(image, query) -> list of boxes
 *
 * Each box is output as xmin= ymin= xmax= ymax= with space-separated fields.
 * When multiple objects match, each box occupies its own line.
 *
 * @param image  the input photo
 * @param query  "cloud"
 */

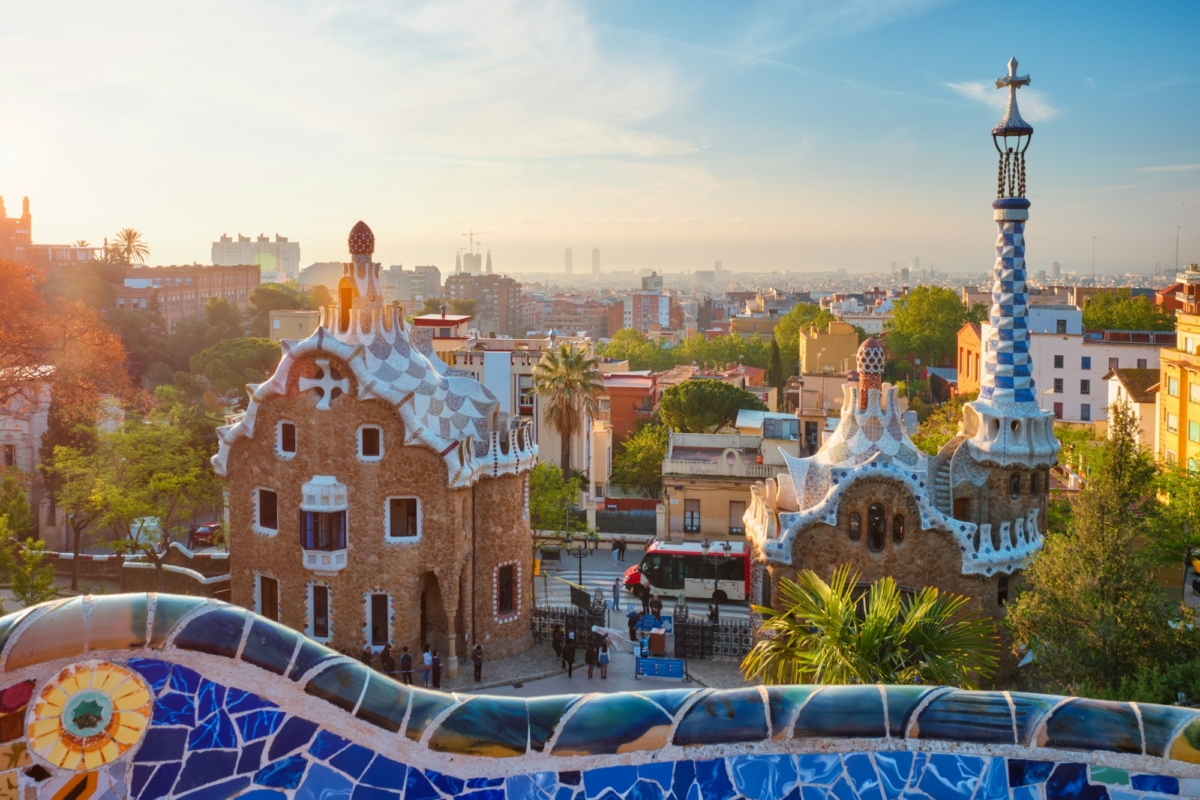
xmin=738 ymin=0 xmax=955 ymax=55
xmin=944 ymin=80 xmax=1059 ymax=122
xmin=1139 ymin=164 xmax=1200 ymax=173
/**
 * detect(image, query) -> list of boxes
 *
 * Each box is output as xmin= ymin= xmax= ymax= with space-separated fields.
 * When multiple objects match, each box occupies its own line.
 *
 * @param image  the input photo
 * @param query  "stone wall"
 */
xmin=3 ymin=594 xmax=1200 ymax=800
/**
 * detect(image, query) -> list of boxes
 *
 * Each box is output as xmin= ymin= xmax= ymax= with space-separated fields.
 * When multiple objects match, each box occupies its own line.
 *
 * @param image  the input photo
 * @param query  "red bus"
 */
xmin=623 ymin=540 xmax=750 ymax=603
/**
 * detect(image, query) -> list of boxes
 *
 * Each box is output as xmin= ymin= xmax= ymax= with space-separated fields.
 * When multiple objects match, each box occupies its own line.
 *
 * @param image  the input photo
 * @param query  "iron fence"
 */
xmin=672 ymin=614 xmax=755 ymax=661
xmin=530 ymin=602 xmax=606 ymax=644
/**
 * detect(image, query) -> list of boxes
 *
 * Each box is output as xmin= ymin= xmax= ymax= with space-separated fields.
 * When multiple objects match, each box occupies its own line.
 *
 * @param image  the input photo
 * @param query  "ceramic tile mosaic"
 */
xmin=2 ymin=595 xmax=1200 ymax=799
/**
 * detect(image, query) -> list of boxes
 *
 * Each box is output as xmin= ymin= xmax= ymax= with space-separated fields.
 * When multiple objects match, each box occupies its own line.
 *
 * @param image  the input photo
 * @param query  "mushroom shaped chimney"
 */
xmin=857 ymin=337 xmax=885 ymax=410
xmin=348 ymin=221 xmax=375 ymax=256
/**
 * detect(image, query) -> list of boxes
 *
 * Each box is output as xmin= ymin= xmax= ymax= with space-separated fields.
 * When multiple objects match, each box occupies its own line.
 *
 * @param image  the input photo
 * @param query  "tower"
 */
xmin=455 ymin=250 xmax=462 ymax=274
xmin=485 ymin=249 xmax=493 ymax=275
xmin=564 ymin=247 xmax=573 ymax=275
xmin=939 ymin=58 xmax=1059 ymax=540
xmin=591 ymin=247 xmax=600 ymax=275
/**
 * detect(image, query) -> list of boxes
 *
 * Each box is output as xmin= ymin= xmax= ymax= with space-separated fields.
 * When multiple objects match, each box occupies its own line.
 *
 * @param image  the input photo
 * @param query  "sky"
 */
xmin=1 ymin=0 xmax=1198 ymax=275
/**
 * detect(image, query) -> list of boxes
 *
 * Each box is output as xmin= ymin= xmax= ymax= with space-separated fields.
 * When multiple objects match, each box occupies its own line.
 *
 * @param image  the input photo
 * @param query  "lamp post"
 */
xmin=562 ymin=532 xmax=594 ymax=587
xmin=701 ymin=538 xmax=733 ymax=605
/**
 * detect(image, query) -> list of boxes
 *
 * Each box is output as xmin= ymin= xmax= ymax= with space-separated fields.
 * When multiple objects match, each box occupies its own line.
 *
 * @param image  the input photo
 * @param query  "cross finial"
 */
xmin=996 ymin=56 xmax=1031 ymax=92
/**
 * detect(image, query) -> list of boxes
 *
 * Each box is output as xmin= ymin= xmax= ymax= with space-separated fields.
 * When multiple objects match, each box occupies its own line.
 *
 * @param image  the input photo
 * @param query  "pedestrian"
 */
xmin=708 ymin=603 xmax=720 ymax=625
xmin=612 ymin=577 xmax=621 ymax=611
xmin=649 ymin=594 xmax=663 ymax=620
xmin=619 ymin=536 xmax=628 ymax=561
xmin=399 ymin=647 xmax=414 ymax=686
xmin=551 ymin=625 xmax=564 ymax=660
xmin=585 ymin=642 xmax=598 ymax=679
xmin=422 ymin=645 xmax=432 ymax=688
xmin=639 ymin=585 xmax=651 ymax=615
xmin=599 ymin=641 xmax=611 ymax=679
xmin=431 ymin=650 xmax=443 ymax=689
xmin=360 ymin=644 xmax=373 ymax=668
xmin=380 ymin=644 xmax=397 ymax=677
xmin=562 ymin=633 xmax=576 ymax=678
xmin=627 ymin=609 xmax=642 ymax=642
xmin=472 ymin=645 xmax=484 ymax=682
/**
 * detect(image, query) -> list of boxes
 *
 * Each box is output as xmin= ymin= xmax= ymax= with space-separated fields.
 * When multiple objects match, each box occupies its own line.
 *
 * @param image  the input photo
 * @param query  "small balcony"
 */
xmin=303 ymin=548 xmax=348 ymax=576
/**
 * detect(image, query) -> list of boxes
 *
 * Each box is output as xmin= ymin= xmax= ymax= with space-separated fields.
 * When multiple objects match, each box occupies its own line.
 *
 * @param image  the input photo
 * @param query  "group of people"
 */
xmin=609 ymin=536 xmax=631 ymax=564
xmin=550 ymin=625 xmax=612 ymax=679
xmin=357 ymin=642 xmax=487 ymax=688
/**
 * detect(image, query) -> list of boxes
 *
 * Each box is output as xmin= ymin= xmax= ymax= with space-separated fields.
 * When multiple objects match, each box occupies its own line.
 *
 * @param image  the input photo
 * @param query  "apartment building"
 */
xmin=1157 ymin=268 xmax=1200 ymax=467
xmin=116 ymin=264 xmax=260 ymax=329
xmin=444 ymin=273 xmax=520 ymax=337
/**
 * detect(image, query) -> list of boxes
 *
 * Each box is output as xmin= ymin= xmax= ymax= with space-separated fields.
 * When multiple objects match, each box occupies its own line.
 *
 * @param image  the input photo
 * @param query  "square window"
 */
xmin=386 ymin=498 xmax=419 ymax=539
xmin=1053 ymin=355 xmax=1064 ymax=369
xmin=1053 ymin=378 xmax=1063 ymax=394
xmin=1081 ymin=404 xmax=1091 ymax=422
xmin=1053 ymin=402 xmax=1063 ymax=420
xmin=1056 ymin=319 xmax=1067 ymax=334
xmin=1081 ymin=356 xmax=1091 ymax=370
xmin=359 ymin=426 xmax=383 ymax=459
xmin=310 ymin=585 xmax=330 ymax=639
xmin=279 ymin=422 xmax=296 ymax=455
xmin=1109 ymin=357 xmax=1119 ymax=370
xmin=1080 ymin=380 xmax=1090 ymax=395
xmin=1137 ymin=358 xmax=1148 ymax=369
xmin=1190 ymin=421 xmax=1200 ymax=443
xmin=497 ymin=565 xmax=515 ymax=614
xmin=257 ymin=489 xmax=278 ymax=531
xmin=1168 ymin=377 xmax=1180 ymax=397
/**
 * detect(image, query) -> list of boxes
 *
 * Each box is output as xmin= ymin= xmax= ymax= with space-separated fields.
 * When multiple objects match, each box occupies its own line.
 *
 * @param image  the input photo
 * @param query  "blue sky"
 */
xmin=1 ymin=0 xmax=1197 ymax=274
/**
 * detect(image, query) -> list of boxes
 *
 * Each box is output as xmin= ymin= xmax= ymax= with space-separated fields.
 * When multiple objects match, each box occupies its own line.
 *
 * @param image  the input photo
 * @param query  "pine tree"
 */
xmin=766 ymin=338 xmax=786 ymax=395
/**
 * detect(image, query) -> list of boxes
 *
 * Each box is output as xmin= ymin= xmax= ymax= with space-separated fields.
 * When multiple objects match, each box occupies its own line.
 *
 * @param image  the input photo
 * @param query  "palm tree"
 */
xmin=741 ymin=564 xmax=998 ymax=688
xmin=532 ymin=343 xmax=604 ymax=473
xmin=111 ymin=228 xmax=150 ymax=264
xmin=72 ymin=239 xmax=90 ymax=248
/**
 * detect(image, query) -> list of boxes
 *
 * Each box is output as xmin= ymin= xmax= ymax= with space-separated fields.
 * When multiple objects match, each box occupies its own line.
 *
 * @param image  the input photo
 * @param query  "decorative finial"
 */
xmin=992 ymin=57 xmax=1033 ymax=199
xmin=348 ymin=221 xmax=375 ymax=256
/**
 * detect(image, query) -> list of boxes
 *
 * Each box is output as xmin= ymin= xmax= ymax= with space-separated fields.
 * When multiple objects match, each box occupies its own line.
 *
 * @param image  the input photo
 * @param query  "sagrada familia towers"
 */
xmin=745 ymin=59 xmax=1060 ymax=660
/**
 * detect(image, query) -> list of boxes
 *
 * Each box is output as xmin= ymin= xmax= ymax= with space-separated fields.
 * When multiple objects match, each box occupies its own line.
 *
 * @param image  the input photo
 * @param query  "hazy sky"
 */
xmin=2 ymin=0 xmax=1198 ymax=274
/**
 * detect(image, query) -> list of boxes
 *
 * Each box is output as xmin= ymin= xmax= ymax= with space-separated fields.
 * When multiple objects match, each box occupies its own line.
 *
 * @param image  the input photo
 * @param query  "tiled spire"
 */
xmin=979 ymin=197 xmax=1038 ymax=408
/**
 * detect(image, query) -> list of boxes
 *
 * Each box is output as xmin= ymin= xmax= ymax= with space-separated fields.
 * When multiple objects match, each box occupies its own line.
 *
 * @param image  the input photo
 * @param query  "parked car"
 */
xmin=188 ymin=524 xmax=220 ymax=549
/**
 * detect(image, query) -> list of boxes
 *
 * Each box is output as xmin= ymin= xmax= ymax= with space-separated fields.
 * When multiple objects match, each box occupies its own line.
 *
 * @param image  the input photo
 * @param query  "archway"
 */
xmin=419 ymin=572 xmax=447 ymax=661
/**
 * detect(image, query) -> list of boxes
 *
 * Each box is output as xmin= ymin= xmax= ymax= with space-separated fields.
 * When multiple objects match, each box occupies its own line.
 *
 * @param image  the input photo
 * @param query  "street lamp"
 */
xmin=701 ymin=538 xmax=733 ymax=566
xmin=562 ymin=532 xmax=595 ymax=587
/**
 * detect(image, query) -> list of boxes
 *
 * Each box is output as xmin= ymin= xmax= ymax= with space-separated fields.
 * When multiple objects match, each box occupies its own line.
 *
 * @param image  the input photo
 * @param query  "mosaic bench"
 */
xmin=1 ymin=594 xmax=1199 ymax=800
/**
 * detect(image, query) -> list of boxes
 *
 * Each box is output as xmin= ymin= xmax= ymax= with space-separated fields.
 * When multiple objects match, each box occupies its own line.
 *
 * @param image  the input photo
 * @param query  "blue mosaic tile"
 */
xmin=405 ymin=690 xmax=458 ymax=742
xmin=237 ymin=740 xmax=266 ymax=775
xmin=171 ymin=664 xmax=203 ymax=696
xmin=875 ymin=752 xmax=914 ymax=799
xmin=828 ymin=775 xmax=858 ymax=800
xmin=1009 ymin=760 xmax=1055 ymax=787
xmin=225 ymin=686 xmax=275 ymax=715
xmin=141 ymin=761 xmax=183 ymax=799
xmin=977 ymin=758 xmax=1010 ymax=800
xmin=361 ymin=755 xmax=409 ymax=791
xmin=153 ymin=692 xmax=196 ymax=727
xmin=290 ymin=638 xmax=341 ymax=681
xmin=309 ymin=731 xmax=351 ymax=760
xmin=560 ymin=771 xmax=583 ymax=787
xmin=915 ymin=691 xmax=1015 ymax=744
xmin=1041 ymin=700 xmax=1141 ymax=755
xmin=584 ymin=765 xmax=639 ymax=799
xmin=176 ymin=776 xmax=252 ymax=800
xmin=797 ymin=754 xmax=843 ymax=786
xmin=801 ymin=788 xmax=829 ymax=800
xmin=844 ymin=753 xmax=883 ymax=800
xmin=795 ymin=686 xmax=886 ymax=739
xmin=1045 ymin=763 xmax=1107 ymax=800
xmin=640 ymin=689 xmax=700 ymax=716
xmin=269 ymin=717 xmax=320 ymax=760
xmin=150 ymin=595 xmax=209 ymax=648
xmin=508 ymin=773 xmax=555 ymax=800
xmin=187 ymin=709 xmax=238 ymax=750
xmin=197 ymin=679 xmax=227 ymax=720
xmin=174 ymin=606 xmax=249 ymax=658
xmin=306 ymin=660 xmax=370 ymax=713
xmin=134 ymin=727 xmax=189 ymax=763
xmin=916 ymin=753 xmax=985 ymax=800
xmin=330 ymin=744 xmax=375 ymax=780
xmin=553 ymin=694 xmax=672 ymax=756
xmin=129 ymin=657 xmax=172 ymax=693
xmin=427 ymin=770 xmax=466 ymax=796
xmin=529 ymin=695 xmax=576 ymax=753
xmin=729 ymin=755 xmax=799 ymax=800
xmin=254 ymin=753 xmax=309 ymax=789
xmin=1138 ymin=705 xmax=1198 ymax=758
xmin=355 ymin=674 xmax=409 ymax=733
xmin=296 ymin=763 xmax=354 ymax=800
xmin=696 ymin=758 xmax=736 ymax=800
xmin=638 ymin=763 xmax=674 ymax=790
xmin=132 ymin=764 xmax=153 ymax=797
xmin=176 ymin=750 xmax=239 ymax=794
xmin=1009 ymin=694 xmax=1061 ymax=746
xmin=885 ymin=686 xmax=937 ymax=738
xmin=404 ymin=766 xmax=440 ymax=800
xmin=674 ymin=688 xmax=768 ymax=746
xmin=236 ymin=709 xmax=286 ymax=742
xmin=430 ymin=696 xmax=529 ymax=757
xmin=1131 ymin=774 xmax=1179 ymax=794
xmin=462 ymin=790 xmax=505 ymax=800
xmin=353 ymin=786 xmax=400 ymax=800
xmin=239 ymin=792 xmax=288 ymax=800
xmin=1011 ymin=786 xmax=1039 ymax=800
xmin=673 ymin=759 xmax=697 ymax=796
xmin=766 ymin=686 xmax=820 ymax=738
xmin=242 ymin=617 xmax=299 ymax=676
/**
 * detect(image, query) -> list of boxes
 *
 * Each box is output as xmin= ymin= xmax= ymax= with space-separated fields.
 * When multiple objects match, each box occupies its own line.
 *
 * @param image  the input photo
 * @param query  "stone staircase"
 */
xmin=934 ymin=461 xmax=952 ymax=514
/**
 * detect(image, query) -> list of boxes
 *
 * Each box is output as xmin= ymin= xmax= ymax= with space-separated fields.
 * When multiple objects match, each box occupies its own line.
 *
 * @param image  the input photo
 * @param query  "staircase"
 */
xmin=934 ymin=461 xmax=953 ymax=515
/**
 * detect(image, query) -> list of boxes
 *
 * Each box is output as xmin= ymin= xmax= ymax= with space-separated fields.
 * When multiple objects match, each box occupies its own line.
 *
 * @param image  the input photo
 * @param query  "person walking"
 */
xmin=639 ymin=585 xmax=651 ymax=615
xmin=380 ymin=644 xmax=397 ymax=678
xmin=708 ymin=603 xmax=720 ymax=625
xmin=359 ymin=644 xmax=374 ymax=668
xmin=611 ymin=539 xmax=620 ymax=565
xmin=422 ymin=645 xmax=432 ymax=688
xmin=598 ymin=641 xmax=611 ymax=679
xmin=399 ymin=647 xmax=414 ymax=686
xmin=619 ymin=536 xmax=628 ymax=562
xmin=611 ymin=577 xmax=621 ymax=611
xmin=431 ymin=650 xmax=443 ymax=689
xmin=472 ymin=645 xmax=484 ymax=683
xmin=551 ymin=625 xmax=564 ymax=660
xmin=585 ymin=642 xmax=598 ymax=679
xmin=561 ymin=633 xmax=576 ymax=678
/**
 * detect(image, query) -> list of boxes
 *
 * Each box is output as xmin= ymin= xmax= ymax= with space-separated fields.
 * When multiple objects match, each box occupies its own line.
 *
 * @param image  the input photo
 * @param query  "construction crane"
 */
xmin=462 ymin=230 xmax=493 ymax=254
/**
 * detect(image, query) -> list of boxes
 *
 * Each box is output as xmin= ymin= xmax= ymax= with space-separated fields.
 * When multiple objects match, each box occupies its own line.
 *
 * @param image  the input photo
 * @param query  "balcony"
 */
xmin=303 ymin=548 xmax=348 ymax=576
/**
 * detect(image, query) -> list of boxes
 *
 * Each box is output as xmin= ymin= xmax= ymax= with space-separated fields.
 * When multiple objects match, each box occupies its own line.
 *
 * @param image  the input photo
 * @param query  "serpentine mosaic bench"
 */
xmin=2 ymin=595 xmax=1199 ymax=800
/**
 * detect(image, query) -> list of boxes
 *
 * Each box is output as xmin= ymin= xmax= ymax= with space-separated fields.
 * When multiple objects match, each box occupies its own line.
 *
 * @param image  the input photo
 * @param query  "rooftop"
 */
xmin=1103 ymin=367 xmax=1161 ymax=404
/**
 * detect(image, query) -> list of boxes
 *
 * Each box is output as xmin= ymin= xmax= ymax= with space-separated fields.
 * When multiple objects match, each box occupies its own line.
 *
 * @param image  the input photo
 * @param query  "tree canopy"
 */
xmin=528 ymin=462 xmax=584 ymax=532
xmin=189 ymin=337 xmax=281 ymax=403
xmin=611 ymin=422 xmax=669 ymax=498
xmin=597 ymin=328 xmax=770 ymax=373
xmin=772 ymin=303 xmax=835 ymax=374
xmin=885 ymin=286 xmax=985 ymax=368
xmin=658 ymin=379 xmax=766 ymax=433
xmin=533 ymin=344 xmax=604 ymax=472
xmin=1082 ymin=289 xmax=1175 ymax=332
xmin=248 ymin=284 xmax=306 ymax=337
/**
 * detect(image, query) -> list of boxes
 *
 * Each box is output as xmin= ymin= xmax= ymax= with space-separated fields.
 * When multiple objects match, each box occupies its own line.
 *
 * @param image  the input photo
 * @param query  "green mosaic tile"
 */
xmin=429 ymin=696 xmax=528 ymax=757
xmin=149 ymin=595 xmax=209 ymax=648
xmin=1089 ymin=766 xmax=1130 ymax=785
xmin=355 ymin=673 xmax=410 ymax=733
xmin=528 ymin=694 xmax=578 ymax=753
xmin=405 ymin=690 xmax=459 ymax=743
xmin=6 ymin=598 xmax=83 ymax=669
xmin=86 ymin=594 xmax=148 ymax=652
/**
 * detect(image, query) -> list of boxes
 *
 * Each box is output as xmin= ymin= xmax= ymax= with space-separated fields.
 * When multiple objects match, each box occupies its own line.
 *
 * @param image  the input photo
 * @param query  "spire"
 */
xmin=21 ymin=197 xmax=29 ymax=218
xmin=485 ymin=250 xmax=492 ymax=274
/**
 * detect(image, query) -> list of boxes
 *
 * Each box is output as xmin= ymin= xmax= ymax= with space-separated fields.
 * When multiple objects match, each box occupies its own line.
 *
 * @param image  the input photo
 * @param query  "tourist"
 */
xmin=380 ymin=644 xmax=397 ymax=677
xmin=585 ymin=642 xmax=598 ymax=679
xmin=649 ymin=594 xmax=663 ymax=620
xmin=619 ymin=536 xmax=628 ymax=561
xmin=551 ymin=625 xmax=564 ymax=660
xmin=639 ymin=585 xmax=651 ymax=615
xmin=611 ymin=539 xmax=620 ymax=565
xmin=708 ymin=603 xmax=720 ymax=625
xmin=598 ymin=641 xmax=611 ymax=679
xmin=399 ymin=647 xmax=414 ymax=685
xmin=422 ymin=645 xmax=432 ymax=688
xmin=431 ymin=650 xmax=443 ymax=689
xmin=561 ymin=632 xmax=576 ymax=678
xmin=472 ymin=645 xmax=484 ymax=683
xmin=360 ymin=644 xmax=373 ymax=668
xmin=612 ymin=577 xmax=621 ymax=611
xmin=627 ymin=609 xmax=642 ymax=641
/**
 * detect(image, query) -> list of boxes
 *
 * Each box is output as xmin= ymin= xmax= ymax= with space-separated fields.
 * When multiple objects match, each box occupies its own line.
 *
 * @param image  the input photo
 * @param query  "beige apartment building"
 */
xmin=798 ymin=320 xmax=858 ymax=374
xmin=269 ymin=310 xmax=320 ymax=342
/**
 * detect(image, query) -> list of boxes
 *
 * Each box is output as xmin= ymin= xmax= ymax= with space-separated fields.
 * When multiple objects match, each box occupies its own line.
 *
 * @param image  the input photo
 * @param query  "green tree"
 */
xmin=248 ymin=284 xmax=305 ymax=336
xmin=528 ymin=462 xmax=584 ymax=532
xmin=189 ymin=337 xmax=281 ymax=404
xmin=310 ymin=285 xmax=333 ymax=309
xmin=43 ymin=442 xmax=104 ymax=591
xmin=772 ymin=303 xmax=835 ymax=374
xmin=0 ymin=475 xmax=34 ymax=539
xmin=1006 ymin=398 xmax=1184 ymax=693
xmin=110 ymin=228 xmax=150 ymax=264
xmin=419 ymin=298 xmax=444 ymax=315
xmin=611 ymin=422 xmax=669 ymax=499
xmin=449 ymin=299 xmax=476 ymax=317
xmin=885 ymin=287 xmax=983 ymax=369
xmin=9 ymin=538 xmax=58 ymax=608
xmin=1082 ymin=289 xmax=1174 ymax=332
xmin=766 ymin=339 xmax=786 ymax=395
xmin=911 ymin=396 xmax=968 ymax=456
xmin=659 ymin=379 xmax=766 ymax=433
xmin=741 ymin=564 xmax=998 ymax=688
xmin=533 ymin=344 xmax=604 ymax=472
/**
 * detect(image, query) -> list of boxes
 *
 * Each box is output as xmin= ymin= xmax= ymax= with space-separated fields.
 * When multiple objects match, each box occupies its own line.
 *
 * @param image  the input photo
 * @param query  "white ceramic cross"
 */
xmin=299 ymin=359 xmax=349 ymax=410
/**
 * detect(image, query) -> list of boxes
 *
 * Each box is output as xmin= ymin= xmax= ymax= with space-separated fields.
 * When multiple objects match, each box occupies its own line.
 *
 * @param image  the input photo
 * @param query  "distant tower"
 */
xmin=564 ymin=248 xmax=573 ymax=275
xmin=1052 ymin=261 xmax=1061 ymax=279
xmin=485 ymin=250 xmax=493 ymax=275
xmin=911 ymin=256 xmax=920 ymax=278
xmin=591 ymin=248 xmax=600 ymax=275
xmin=455 ymin=251 xmax=462 ymax=274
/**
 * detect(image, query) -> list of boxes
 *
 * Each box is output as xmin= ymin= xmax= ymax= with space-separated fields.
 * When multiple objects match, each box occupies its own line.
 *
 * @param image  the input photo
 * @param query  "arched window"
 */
xmin=892 ymin=514 xmax=905 ymax=544
xmin=1029 ymin=472 xmax=1040 ymax=496
xmin=867 ymin=504 xmax=885 ymax=552
xmin=1009 ymin=473 xmax=1021 ymax=498
xmin=848 ymin=512 xmax=862 ymax=541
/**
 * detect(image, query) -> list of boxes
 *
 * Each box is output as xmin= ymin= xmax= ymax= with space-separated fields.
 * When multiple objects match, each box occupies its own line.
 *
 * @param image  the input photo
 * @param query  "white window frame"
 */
xmin=276 ymin=420 xmax=297 ymax=459
xmin=383 ymin=496 xmax=422 ymax=542
xmin=307 ymin=583 xmax=332 ymax=642
xmin=363 ymin=591 xmax=394 ymax=652
xmin=254 ymin=487 xmax=279 ymax=537
xmin=254 ymin=572 xmax=280 ymax=621
xmin=493 ymin=560 xmax=522 ymax=623
xmin=358 ymin=424 xmax=384 ymax=462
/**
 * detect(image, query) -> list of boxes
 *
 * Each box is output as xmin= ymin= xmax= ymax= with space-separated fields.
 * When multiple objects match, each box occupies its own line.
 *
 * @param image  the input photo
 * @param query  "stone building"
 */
xmin=213 ymin=221 xmax=537 ymax=676
xmin=744 ymin=60 xmax=1059 ymax=675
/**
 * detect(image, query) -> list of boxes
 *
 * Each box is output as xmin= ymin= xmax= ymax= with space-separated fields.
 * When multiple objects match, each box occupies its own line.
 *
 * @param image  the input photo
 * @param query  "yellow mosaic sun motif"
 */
xmin=25 ymin=661 xmax=152 ymax=771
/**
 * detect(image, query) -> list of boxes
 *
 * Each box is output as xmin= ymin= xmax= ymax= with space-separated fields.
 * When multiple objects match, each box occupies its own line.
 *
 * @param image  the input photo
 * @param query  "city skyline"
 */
xmin=1 ymin=1 xmax=1197 ymax=273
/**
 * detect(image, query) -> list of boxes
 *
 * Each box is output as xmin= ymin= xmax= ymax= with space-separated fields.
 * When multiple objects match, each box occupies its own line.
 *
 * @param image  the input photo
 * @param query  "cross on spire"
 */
xmin=996 ymin=56 xmax=1030 ymax=93
xmin=299 ymin=359 xmax=349 ymax=410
